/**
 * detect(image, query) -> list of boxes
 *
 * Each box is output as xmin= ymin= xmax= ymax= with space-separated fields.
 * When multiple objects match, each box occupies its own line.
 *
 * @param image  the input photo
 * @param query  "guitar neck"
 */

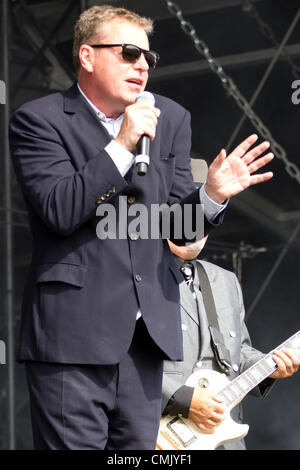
xmin=219 ymin=331 xmax=300 ymax=409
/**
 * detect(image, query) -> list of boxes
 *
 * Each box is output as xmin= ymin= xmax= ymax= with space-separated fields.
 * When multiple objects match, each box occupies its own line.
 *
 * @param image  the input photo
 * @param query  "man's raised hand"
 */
xmin=205 ymin=134 xmax=274 ymax=204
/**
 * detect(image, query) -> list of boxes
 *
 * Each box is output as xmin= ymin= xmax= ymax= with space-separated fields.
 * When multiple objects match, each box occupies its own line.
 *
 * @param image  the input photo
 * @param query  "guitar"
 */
xmin=157 ymin=330 xmax=300 ymax=450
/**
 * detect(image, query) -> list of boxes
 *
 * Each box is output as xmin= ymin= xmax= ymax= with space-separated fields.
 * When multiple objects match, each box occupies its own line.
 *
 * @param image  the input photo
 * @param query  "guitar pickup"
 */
xmin=167 ymin=416 xmax=197 ymax=448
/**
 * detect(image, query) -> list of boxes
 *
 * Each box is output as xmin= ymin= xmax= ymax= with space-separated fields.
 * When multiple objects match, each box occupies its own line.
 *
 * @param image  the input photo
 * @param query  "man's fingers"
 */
xmin=248 ymin=153 xmax=274 ymax=174
xmin=283 ymin=349 xmax=300 ymax=368
xmin=189 ymin=388 xmax=226 ymax=433
xmin=198 ymin=424 xmax=215 ymax=434
xmin=212 ymin=401 xmax=226 ymax=413
xmin=210 ymin=410 xmax=225 ymax=424
xmin=241 ymin=140 xmax=271 ymax=165
xmin=205 ymin=418 xmax=221 ymax=428
xmin=197 ymin=415 xmax=224 ymax=433
xmin=273 ymin=353 xmax=291 ymax=372
xmin=117 ymin=101 xmax=160 ymax=150
xmin=197 ymin=416 xmax=223 ymax=432
xmin=270 ymin=349 xmax=300 ymax=378
xmin=142 ymin=118 xmax=159 ymax=141
xmin=249 ymin=171 xmax=274 ymax=186
xmin=216 ymin=148 xmax=227 ymax=161
xmin=230 ymin=134 xmax=259 ymax=158
xmin=248 ymin=152 xmax=274 ymax=183
xmin=209 ymin=398 xmax=226 ymax=422
xmin=135 ymin=100 xmax=160 ymax=120
xmin=273 ymin=349 xmax=300 ymax=372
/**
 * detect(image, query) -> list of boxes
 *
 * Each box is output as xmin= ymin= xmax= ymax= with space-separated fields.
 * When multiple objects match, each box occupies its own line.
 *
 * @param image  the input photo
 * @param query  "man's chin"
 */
xmin=125 ymin=92 xmax=141 ymax=104
xmin=110 ymin=91 xmax=145 ymax=117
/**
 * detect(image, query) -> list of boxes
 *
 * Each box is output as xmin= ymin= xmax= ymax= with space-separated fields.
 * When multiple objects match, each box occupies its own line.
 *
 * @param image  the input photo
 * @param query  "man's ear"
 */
xmin=79 ymin=45 xmax=95 ymax=73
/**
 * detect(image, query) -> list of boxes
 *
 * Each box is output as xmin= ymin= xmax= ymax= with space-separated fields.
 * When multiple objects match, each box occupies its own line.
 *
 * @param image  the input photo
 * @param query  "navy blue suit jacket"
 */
xmin=9 ymin=83 xmax=223 ymax=365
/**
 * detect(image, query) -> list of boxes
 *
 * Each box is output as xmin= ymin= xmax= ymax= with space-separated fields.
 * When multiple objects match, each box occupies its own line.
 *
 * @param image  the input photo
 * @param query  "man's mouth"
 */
xmin=126 ymin=78 xmax=143 ymax=86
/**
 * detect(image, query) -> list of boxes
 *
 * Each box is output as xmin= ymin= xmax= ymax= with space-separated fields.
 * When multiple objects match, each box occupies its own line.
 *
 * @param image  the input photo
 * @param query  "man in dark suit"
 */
xmin=160 ymin=238 xmax=300 ymax=450
xmin=9 ymin=5 xmax=274 ymax=450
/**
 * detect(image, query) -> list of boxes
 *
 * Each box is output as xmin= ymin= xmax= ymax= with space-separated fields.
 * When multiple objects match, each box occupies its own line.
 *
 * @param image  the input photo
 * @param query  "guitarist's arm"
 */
xmin=163 ymin=385 xmax=225 ymax=434
xmin=163 ymin=384 xmax=193 ymax=419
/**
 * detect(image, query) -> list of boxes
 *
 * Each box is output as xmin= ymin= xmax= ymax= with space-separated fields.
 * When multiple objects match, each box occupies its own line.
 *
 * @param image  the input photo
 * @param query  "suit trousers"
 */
xmin=25 ymin=319 xmax=164 ymax=450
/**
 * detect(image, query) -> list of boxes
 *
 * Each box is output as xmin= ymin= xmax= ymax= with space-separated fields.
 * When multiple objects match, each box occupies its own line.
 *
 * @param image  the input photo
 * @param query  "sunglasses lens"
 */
xmin=123 ymin=45 xmax=141 ymax=63
xmin=123 ymin=45 xmax=158 ymax=68
xmin=144 ymin=51 xmax=158 ymax=68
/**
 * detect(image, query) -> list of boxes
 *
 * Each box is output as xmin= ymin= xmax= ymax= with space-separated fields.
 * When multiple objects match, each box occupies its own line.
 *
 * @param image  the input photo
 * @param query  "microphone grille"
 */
xmin=135 ymin=91 xmax=155 ymax=105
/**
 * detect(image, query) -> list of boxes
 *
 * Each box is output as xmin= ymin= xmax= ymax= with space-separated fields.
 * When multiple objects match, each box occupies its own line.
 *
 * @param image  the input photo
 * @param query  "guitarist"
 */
xmin=162 ymin=238 xmax=300 ymax=450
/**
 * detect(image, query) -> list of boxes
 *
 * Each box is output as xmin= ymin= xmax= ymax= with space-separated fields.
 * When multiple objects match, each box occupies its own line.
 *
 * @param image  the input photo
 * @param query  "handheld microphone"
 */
xmin=135 ymin=91 xmax=155 ymax=176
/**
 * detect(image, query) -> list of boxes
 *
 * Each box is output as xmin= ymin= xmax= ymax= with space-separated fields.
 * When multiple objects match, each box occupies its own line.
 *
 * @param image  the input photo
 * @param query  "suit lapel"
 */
xmin=63 ymin=82 xmax=112 ymax=151
xmin=179 ymin=281 xmax=199 ymax=325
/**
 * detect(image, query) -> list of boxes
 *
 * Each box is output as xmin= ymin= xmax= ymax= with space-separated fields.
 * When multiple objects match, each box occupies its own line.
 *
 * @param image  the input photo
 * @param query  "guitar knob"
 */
xmin=198 ymin=377 xmax=209 ymax=388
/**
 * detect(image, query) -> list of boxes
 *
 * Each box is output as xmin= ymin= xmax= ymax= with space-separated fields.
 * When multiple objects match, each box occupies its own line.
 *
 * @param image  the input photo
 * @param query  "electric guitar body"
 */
xmin=158 ymin=369 xmax=248 ymax=450
xmin=157 ymin=330 xmax=300 ymax=450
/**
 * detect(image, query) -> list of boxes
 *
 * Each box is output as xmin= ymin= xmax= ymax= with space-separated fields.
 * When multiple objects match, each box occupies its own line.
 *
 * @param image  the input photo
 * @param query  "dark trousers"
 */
xmin=25 ymin=319 xmax=164 ymax=450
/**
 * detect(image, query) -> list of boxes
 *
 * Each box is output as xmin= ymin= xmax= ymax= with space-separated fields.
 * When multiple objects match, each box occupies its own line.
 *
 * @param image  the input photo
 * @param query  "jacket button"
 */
xmin=135 ymin=274 xmax=142 ymax=282
xmin=96 ymin=196 xmax=105 ymax=204
xmin=233 ymin=364 xmax=239 ymax=372
xmin=129 ymin=232 xmax=139 ymax=241
xmin=97 ymin=112 xmax=106 ymax=120
xmin=229 ymin=330 xmax=236 ymax=338
xmin=128 ymin=196 xmax=135 ymax=204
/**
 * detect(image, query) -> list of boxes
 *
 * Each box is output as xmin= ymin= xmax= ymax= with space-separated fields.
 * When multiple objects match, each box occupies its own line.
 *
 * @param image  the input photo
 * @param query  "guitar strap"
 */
xmin=196 ymin=262 xmax=232 ymax=376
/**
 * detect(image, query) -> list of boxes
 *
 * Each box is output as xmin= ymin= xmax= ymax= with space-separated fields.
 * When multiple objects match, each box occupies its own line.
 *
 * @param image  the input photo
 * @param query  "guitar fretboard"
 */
xmin=219 ymin=331 xmax=300 ymax=408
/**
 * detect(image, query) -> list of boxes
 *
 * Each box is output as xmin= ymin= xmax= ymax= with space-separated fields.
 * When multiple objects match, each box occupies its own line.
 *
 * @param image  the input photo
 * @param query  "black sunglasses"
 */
xmin=89 ymin=43 xmax=159 ymax=68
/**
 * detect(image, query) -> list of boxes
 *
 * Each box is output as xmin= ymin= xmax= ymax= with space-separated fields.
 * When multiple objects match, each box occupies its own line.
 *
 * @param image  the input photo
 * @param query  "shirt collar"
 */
xmin=174 ymin=256 xmax=197 ymax=284
xmin=77 ymin=82 xmax=124 ymax=124
xmin=174 ymin=254 xmax=197 ymax=269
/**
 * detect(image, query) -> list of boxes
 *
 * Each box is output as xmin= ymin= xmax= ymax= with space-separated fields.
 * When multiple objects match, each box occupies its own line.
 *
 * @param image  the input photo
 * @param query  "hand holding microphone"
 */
xmin=114 ymin=91 xmax=160 ymax=175
xmin=135 ymin=92 xmax=155 ymax=176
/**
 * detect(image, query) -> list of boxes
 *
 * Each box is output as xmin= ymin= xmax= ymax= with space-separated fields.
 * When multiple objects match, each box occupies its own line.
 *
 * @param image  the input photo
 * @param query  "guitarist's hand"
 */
xmin=269 ymin=348 xmax=300 ymax=379
xmin=188 ymin=388 xmax=225 ymax=433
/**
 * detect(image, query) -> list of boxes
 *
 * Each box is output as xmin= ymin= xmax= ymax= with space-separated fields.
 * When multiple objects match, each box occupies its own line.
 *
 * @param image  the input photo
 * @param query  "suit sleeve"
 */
xmin=163 ymin=385 xmax=194 ymax=418
xmin=9 ymin=108 xmax=128 ymax=236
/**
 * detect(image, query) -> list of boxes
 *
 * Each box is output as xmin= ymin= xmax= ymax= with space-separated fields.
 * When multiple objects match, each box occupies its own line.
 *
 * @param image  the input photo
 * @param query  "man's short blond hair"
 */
xmin=73 ymin=5 xmax=154 ymax=74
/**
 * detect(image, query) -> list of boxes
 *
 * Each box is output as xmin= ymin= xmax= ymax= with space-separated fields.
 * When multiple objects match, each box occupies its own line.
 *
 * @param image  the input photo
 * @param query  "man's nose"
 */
xmin=134 ymin=52 xmax=149 ymax=71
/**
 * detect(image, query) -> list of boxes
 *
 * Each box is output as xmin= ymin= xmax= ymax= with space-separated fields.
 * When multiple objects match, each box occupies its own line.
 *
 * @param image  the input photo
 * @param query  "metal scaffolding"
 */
xmin=1 ymin=0 xmax=15 ymax=451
